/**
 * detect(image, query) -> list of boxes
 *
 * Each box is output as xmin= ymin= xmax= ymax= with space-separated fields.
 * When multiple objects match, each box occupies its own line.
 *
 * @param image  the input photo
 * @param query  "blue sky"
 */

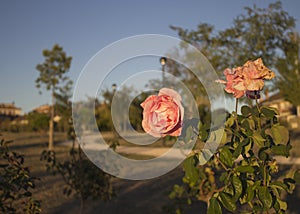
xmin=1 ymin=0 xmax=300 ymax=113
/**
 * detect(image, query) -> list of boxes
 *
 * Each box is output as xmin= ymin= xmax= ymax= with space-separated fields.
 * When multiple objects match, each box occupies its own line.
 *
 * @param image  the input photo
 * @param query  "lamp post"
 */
xmin=111 ymin=83 xmax=119 ymax=145
xmin=160 ymin=57 xmax=167 ymax=86
xmin=112 ymin=83 xmax=117 ymax=93
xmin=159 ymin=57 xmax=167 ymax=146
xmin=110 ymin=83 xmax=117 ymax=105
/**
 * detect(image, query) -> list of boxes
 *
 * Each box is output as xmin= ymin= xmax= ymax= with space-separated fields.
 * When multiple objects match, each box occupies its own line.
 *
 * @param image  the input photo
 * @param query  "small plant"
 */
xmin=0 ymin=135 xmax=41 ymax=214
xmin=40 ymin=118 xmax=115 ymax=214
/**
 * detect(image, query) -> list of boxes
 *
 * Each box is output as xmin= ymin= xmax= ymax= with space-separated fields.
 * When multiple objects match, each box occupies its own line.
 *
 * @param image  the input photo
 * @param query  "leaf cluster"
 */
xmin=170 ymin=105 xmax=300 ymax=213
xmin=0 ymin=136 xmax=41 ymax=214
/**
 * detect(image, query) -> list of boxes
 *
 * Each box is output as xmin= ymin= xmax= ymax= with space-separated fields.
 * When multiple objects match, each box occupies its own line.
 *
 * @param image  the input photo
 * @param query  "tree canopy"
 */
xmin=171 ymin=1 xmax=299 ymax=105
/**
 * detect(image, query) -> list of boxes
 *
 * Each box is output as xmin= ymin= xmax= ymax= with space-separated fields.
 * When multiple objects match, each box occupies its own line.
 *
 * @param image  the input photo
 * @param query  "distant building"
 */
xmin=11 ymin=116 xmax=28 ymax=125
xmin=260 ymin=93 xmax=300 ymax=129
xmin=33 ymin=104 xmax=51 ymax=114
xmin=0 ymin=102 xmax=22 ymax=119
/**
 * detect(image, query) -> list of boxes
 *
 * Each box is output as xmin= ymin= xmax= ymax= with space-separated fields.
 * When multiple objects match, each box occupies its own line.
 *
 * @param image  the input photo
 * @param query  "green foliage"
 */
xmin=26 ymin=112 xmax=50 ymax=132
xmin=207 ymin=197 xmax=221 ymax=214
xmin=95 ymin=103 xmax=113 ymax=131
xmin=0 ymin=136 xmax=41 ymax=213
xmin=35 ymin=44 xmax=72 ymax=95
xmin=169 ymin=102 xmax=298 ymax=213
xmin=97 ymin=85 xmax=147 ymax=132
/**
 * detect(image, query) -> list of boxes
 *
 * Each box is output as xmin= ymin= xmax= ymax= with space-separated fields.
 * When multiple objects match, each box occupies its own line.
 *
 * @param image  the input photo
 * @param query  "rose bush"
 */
xmin=140 ymin=88 xmax=184 ymax=137
xmin=163 ymin=58 xmax=300 ymax=213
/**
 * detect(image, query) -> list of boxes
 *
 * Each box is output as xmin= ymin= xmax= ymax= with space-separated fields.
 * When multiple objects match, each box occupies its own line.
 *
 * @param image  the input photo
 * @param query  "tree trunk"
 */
xmin=49 ymin=92 xmax=55 ymax=150
xmin=80 ymin=196 xmax=84 ymax=214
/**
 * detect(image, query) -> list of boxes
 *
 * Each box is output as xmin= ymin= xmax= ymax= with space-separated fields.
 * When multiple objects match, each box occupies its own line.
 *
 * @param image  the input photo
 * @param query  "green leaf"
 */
xmin=258 ymin=148 xmax=269 ymax=161
xmin=207 ymin=129 xmax=226 ymax=145
xmin=220 ymin=131 xmax=227 ymax=145
xmin=236 ymin=165 xmax=255 ymax=173
xmin=231 ymin=176 xmax=243 ymax=202
xmin=199 ymin=126 xmax=209 ymax=141
xmin=271 ymin=144 xmax=292 ymax=157
xmin=242 ymin=118 xmax=255 ymax=130
xmin=276 ymin=198 xmax=287 ymax=211
xmin=245 ymin=181 xmax=260 ymax=203
xmin=294 ymin=169 xmax=300 ymax=185
xmin=241 ymin=105 xmax=252 ymax=117
xmin=252 ymin=131 xmax=265 ymax=147
xmin=219 ymin=147 xmax=233 ymax=167
xmin=284 ymin=177 xmax=296 ymax=194
xmin=183 ymin=155 xmax=198 ymax=184
xmin=266 ymin=125 xmax=289 ymax=145
xmin=244 ymin=140 xmax=252 ymax=154
xmin=198 ymin=149 xmax=214 ymax=164
xmin=261 ymin=106 xmax=278 ymax=118
xmin=270 ymin=181 xmax=288 ymax=192
xmin=180 ymin=118 xmax=200 ymax=143
xmin=219 ymin=172 xmax=228 ymax=183
xmin=207 ymin=197 xmax=222 ymax=214
xmin=219 ymin=192 xmax=236 ymax=212
xmin=245 ymin=185 xmax=254 ymax=202
xmin=226 ymin=116 xmax=235 ymax=127
xmin=184 ymin=126 xmax=194 ymax=143
xmin=258 ymin=186 xmax=273 ymax=210
xmin=251 ymin=107 xmax=260 ymax=117
xmin=233 ymin=142 xmax=243 ymax=159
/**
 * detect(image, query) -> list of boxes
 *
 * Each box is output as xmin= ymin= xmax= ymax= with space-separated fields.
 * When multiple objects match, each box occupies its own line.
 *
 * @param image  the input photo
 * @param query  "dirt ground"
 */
xmin=2 ymin=132 xmax=300 ymax=214
xmin=2 ymin=132 xmax=203 ymax=214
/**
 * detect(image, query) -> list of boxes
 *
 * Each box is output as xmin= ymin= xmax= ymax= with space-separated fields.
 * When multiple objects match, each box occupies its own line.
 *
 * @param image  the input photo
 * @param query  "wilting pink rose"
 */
xmin=216 ymin=58 xmax=275 ymax=98
xmin=241 ymin=58 xmax=275 ymax=91
xmin=140 ymin=88 xmax=184 ymax=137
xmin=223 ymin=68 xmax=245 ymax=98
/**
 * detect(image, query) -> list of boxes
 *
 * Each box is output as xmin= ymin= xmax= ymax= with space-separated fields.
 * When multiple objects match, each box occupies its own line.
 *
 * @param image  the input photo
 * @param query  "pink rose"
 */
xmin=222 ymin=68 xmax=246 ymax=98
xmin=241 ymin=58 xmax=275 ymax=91
xmin=140 ymin=88 xmax=184 ymax=137
xmin=216 ymin=58 xmax=275 ymax=98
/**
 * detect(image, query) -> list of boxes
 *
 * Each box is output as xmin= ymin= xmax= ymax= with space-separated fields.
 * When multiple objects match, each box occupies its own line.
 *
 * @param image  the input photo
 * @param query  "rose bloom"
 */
xmin=240 ymin=58 xmax=275 ymax=91
xmin=140 ymin=88 xmax=184 ymax=137
xmin=216 ymin=68 xmax=245 ymax=98
xmin=216 ymin=58 xmax=275 ymax=98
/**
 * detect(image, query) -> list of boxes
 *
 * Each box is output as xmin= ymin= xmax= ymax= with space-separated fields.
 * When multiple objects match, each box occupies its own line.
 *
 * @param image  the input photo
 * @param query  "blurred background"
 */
xmin=1 ymin=1 xmax=300 ymax=213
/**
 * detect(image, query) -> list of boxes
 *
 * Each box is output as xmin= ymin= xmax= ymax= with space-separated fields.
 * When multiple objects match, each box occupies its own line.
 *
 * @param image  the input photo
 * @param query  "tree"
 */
xmin=276 ymin=31 xmax=300 ymax=106
xmin=41 ymin=115 xmax=114 ymax=214
xmin=171 ymin=1 xmax=297 ymax=100
xmin=36 ymin=44 xmax=72 ymax=150
xmin=26 ymin=112 xmax=49 ymax=132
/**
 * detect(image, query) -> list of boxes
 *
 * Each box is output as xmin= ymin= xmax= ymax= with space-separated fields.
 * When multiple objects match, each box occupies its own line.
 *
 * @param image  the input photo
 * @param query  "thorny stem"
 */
xmin=255 ymin=95 xmax=262 ymax=130
xmin=263 ymin=164 xmax=268 ymax=187
xmin=234 ymin=98 xmax=240 ymax=130
xmin=255 ymin=95 xmax=260 ymax=114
